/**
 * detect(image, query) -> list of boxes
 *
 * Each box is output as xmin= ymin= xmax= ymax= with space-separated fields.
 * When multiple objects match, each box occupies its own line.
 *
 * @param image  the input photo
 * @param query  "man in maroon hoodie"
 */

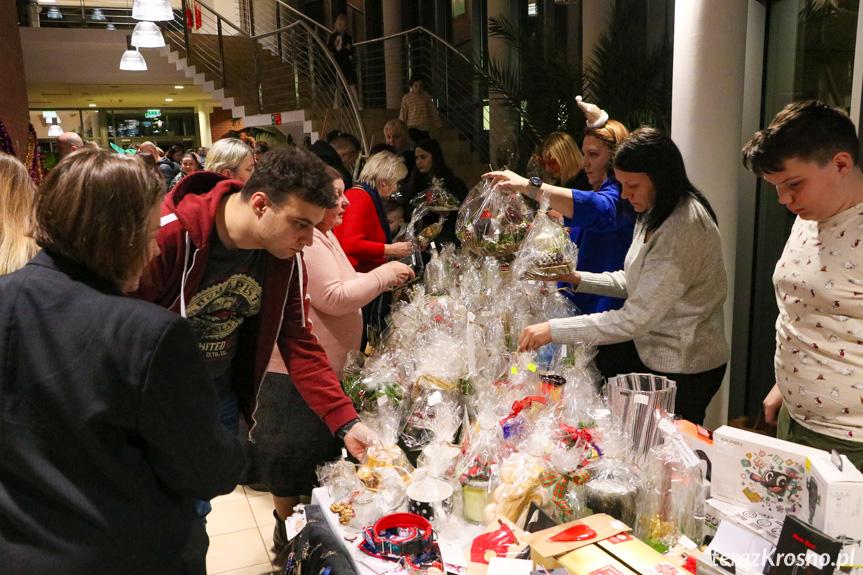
xmin=133 ymin=147 xmax=376 ymax=561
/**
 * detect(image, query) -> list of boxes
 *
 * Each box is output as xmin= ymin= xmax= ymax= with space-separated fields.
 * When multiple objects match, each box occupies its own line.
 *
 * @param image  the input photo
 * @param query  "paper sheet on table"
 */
xmin=440 ymin=540 xmax=469 ymax=567
xmin=487 ymin=557 xmax=533 ymax=575
xmin=355 ymin=554 xmax=405 ymax=574
xmin=705 ymin=519 xmax=775 ymax=575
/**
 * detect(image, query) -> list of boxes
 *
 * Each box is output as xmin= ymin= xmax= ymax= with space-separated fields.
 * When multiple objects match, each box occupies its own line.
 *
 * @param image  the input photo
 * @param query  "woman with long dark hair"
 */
xmin=517 ymin=128 xmax=729 ymax=424
xmin=404 ymin=137 xmax=468 ymax=246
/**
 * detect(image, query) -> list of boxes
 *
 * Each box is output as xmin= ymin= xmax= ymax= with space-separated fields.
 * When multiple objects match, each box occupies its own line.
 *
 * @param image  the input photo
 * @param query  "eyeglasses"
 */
xmin=541 ymin=156 xmax=559 ymax=169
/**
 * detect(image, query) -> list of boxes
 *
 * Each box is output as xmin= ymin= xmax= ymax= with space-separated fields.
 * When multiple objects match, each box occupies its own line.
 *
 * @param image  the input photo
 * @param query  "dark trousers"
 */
xmin=594 ymin=340 xmax=726 ymax=425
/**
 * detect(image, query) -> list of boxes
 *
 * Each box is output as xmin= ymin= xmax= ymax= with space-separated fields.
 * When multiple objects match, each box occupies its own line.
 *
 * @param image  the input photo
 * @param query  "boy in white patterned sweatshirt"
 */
xmin=744 ymin=100 xmax=863 ymax=469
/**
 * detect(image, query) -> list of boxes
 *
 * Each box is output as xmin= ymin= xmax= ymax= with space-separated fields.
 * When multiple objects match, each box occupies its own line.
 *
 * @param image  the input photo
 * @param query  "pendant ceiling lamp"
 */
xmin=131 ymin=21 xmax=165 ymax=48
xmin=91 ymin=8 xmax=106 ymax=21
xmin=119 ymin=36 xmax=147 ymax=71
xmin=132 ymin=0 xmax=173 ymax=21
xmin=47 ymin=124 xmax=63 ymax=137
xmin=46 ymin=7 xmax=63 ymax=19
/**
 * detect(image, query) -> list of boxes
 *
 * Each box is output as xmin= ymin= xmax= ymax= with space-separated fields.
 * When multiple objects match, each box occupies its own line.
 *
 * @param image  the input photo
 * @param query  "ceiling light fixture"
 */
xmin=165 ymin=98 xmax=173 ymax=102
xmin=119 ymin=36 xmax=147 ymax=71
xmin=46 ymin=7 xmax=63 ymax=19
xmin=48 ymin=124 xmax=63 ymax=137
xmin=91 ymin=8 xmax=106 ymax=21
xmin=106 ymin=23 xmax=116 ymax=30
xmin=132 ymin=0 xmax=173 ymax=21
xmin=174 ymin=85 xmax=184 ymax=89
xmin=131 ymin=21 xmax=165 ymax=47
xmin=89 ymin=104 xmax=98 ymax=107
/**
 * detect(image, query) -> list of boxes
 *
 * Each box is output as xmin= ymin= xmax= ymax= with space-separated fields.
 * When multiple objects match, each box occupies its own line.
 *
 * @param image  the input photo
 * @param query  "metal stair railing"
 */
xmin=158 ymin=1 xmax=365 ymax=150
xmin=354 ymin=27 xmax=540 ymax=169
xmin=251 ymin=19 xmax=367 ymax=151
xmin=240 ymin=0 xmax=331 ymax=42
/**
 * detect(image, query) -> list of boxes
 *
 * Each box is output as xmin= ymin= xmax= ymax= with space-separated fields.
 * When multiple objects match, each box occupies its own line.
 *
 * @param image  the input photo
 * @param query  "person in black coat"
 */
xmin=0 ymin=149 xmax=245 ymax=575
xmin=328 ymin=14 xmax=361 ymax=109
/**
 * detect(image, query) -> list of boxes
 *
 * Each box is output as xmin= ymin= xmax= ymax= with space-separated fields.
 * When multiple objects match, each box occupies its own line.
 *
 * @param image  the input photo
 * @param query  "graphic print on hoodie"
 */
xmin=186 ymin=223 xmax=265 ymax=380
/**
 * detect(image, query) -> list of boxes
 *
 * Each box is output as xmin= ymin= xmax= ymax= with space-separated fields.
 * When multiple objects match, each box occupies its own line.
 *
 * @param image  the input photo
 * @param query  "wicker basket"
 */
xmin=522 ymin=262 xmax=574 ymax=281
xmin=426 ymin=205 xmax=460 ymax=213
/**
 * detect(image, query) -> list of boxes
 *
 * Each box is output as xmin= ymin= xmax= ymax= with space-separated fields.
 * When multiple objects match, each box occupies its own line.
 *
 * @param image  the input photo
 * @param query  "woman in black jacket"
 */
xmin=0 ymin=149 xmax=245 ymax=575
xmin=403 ymin=137 xmax=469 ymax=246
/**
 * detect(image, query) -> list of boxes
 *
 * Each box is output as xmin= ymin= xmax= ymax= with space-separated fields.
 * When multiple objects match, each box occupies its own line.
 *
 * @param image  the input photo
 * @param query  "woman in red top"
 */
xmin=334 ymin=150 xmax=411 ymax=272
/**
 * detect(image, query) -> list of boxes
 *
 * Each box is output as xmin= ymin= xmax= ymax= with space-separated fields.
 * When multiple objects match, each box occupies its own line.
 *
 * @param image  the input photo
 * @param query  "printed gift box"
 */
xmin=711 ymin=426 xmax=822 ymax=519
xmin=804 ymin=451 xmax=863 ymax=569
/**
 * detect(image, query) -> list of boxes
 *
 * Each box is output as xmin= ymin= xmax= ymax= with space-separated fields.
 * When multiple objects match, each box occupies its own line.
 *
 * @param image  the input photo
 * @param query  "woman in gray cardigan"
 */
xmin=518 ymin=128 xmax=729 ymax=424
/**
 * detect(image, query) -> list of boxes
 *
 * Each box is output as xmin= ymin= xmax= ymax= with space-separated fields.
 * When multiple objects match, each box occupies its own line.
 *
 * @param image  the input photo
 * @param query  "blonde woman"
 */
xmin=0 ymin=153 xmax=38 ymax=275
xmin=334 ymin=150 xmax=411 ymax=272
xmin=334 ymin=151 xmax=411 ymax=349
xmin=207 ymin=137 xmax=256 ymax=183
xmin=540 ymin=132 xmax=589 ymax=190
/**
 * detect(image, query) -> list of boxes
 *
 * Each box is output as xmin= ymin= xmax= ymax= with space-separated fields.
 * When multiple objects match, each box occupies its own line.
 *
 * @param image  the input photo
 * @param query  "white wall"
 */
xmin=671 ymin=0 xmax=749 ymax=428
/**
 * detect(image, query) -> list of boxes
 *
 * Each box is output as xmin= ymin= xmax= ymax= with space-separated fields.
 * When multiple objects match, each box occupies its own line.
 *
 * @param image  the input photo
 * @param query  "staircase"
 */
xmin=157 ymin=0 xmax=537 ymax=188
xmin=358 ymin=108 xmax=488 ymax=189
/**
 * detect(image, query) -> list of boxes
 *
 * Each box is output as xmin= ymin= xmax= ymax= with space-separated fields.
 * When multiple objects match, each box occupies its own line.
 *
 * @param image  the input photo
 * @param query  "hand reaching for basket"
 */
xmin=518 ymin=322 xmax=552 ymax=352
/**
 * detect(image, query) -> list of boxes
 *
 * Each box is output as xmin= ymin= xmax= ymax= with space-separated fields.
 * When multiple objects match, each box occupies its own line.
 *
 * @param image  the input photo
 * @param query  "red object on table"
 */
xmin=470 ymin=521 xmax=518 ymax=564
xmin=547 ymin=523 xmax=597 ymax=542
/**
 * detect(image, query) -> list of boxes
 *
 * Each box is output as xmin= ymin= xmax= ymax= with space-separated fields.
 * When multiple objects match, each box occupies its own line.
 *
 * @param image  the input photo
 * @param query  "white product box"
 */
xmin=804 ymin=452 xmax=863 ymax=546
xmin=711 ymin=426 xmax=822 ymax=519
xmin=704 ymin=497 xmax=786 ymax=544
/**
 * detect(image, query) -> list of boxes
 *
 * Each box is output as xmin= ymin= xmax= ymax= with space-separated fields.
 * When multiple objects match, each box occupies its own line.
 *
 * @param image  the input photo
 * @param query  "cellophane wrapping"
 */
xmin=410 ymin=177 xmax=461 ymax=212
xmin=635 ymin=421 xmax=706 ymax=552
xmin=457 ymin=179 xmax=533 ymax=258
xmin=512 ymin=192 xmax=578 ymax=281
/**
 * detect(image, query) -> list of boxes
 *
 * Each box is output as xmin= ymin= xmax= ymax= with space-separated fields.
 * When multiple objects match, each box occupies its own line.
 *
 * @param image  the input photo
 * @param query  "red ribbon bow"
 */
xmin=499 ymin=396 xmax=547 ymax=427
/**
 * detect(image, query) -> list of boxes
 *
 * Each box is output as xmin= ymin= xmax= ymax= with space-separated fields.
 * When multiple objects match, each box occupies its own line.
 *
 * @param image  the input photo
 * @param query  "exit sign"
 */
xmin=145 ymin=109 xmax=161 ymax=118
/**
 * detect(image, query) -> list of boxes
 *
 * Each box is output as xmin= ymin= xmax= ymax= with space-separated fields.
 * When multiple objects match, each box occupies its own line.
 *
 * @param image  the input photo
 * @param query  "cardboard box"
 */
xmin=596 ymin=533 xmax=691 ymax=575
xmin=804 ymin=452 xmax=863 ymax=553
xmin=711 ymin=426 xmax=822 ymax=519
xmin=558 ymin=543 xmax=640 ymax=575
xmin=676 ymin=420 xmax=714 ymax=480
xmin=704 ymin=497 xmax=786 ymax=544
xmin=524 ymin=514 xmax=630 ymax=570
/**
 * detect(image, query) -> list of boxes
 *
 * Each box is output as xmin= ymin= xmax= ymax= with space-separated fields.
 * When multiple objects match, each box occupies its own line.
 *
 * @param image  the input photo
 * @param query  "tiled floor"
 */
xmin=206 ymin=486 xmax=280 ymax=575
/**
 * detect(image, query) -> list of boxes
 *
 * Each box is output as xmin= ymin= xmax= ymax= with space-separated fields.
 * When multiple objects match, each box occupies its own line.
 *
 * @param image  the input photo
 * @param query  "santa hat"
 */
xmin=576 ymin=96 xmax=609 ymax=129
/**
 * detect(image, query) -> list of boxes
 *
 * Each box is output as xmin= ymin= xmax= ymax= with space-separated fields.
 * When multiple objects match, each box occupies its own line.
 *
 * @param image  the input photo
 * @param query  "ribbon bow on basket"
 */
xmin=539 ymin=468 xmax=591 ymax=519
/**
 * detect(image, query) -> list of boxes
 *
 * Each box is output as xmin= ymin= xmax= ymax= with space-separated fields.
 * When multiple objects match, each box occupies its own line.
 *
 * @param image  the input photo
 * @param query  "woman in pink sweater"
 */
xmin=252 ymin=168 xmax=413 ymax=549
xmin=305 ymin=168 xmax=414 ymax=376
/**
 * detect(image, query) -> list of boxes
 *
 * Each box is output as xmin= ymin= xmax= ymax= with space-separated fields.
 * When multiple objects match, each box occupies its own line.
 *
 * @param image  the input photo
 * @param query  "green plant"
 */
xmin=483 ymin=15 xmax=586 ymax=148
xmin=582 ymin=1 xmax=673 ymax=132
xmin=481 ymin=0 xmax=673 ymax=150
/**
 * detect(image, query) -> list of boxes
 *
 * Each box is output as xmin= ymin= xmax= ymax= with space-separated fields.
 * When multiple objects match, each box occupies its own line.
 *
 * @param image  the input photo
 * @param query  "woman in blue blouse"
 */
xmin=486 ymin=101 xmax=635 ymax=314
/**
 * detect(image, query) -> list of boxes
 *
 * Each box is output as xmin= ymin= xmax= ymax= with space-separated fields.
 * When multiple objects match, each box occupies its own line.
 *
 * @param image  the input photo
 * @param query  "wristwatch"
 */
xmin=528 ymin=176 xmax=542 ymax=199
xmin=336 ymin=418 xmax=361 ymax=440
